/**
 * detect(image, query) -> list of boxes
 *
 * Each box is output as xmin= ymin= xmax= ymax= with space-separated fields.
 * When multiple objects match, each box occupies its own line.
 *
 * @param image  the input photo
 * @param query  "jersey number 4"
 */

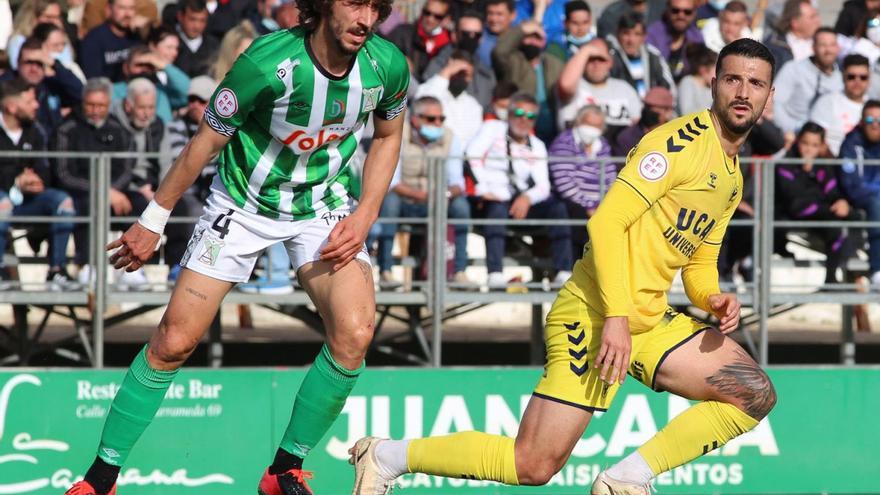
xmin=211 ymin=209 xmax=234 ymax=239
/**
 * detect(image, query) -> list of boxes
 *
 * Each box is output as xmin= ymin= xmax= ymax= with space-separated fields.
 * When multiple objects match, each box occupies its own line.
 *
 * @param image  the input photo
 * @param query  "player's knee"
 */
xmin=515 ymin=441 xmax=567 ymax=485
xmin=729 ymin=368 xmax=777 ymax=420
xmin=750 ymin=376 xmax=777 ymax=420
xmin=151 ymin=319 xmax=199 ymax=365
xmin=327 ymin=320 xmax=374 ymax=364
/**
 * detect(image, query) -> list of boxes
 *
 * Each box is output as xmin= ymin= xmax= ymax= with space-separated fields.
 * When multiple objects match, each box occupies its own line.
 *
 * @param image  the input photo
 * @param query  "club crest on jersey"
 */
xmin=708 ymin=172 xmax=718 ymax=189
xmin=362 ymin=87 xmax=381 ymax=112
xmin=638 ymin=152 xmax=668 ymax=181
xmin=215 ymin=88 xmax=238 ymax=118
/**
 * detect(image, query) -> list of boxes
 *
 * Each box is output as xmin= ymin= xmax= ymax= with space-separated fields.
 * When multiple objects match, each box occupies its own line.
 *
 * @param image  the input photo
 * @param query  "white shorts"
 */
xmin=180 ymin=182 xmax=370 ymax=283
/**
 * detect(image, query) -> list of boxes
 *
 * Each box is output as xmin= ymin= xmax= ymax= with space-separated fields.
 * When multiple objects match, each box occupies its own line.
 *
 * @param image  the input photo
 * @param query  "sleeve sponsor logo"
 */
xmin=215 ymin=89 xmax=238 ymax=118
xmin=638 ymin=152 xmax=668 ymax=182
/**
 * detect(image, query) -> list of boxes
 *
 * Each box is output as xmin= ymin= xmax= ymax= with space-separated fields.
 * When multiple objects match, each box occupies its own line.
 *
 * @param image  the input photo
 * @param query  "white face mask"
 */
xmin=869 ymin=25 xmax=880 ymax=45
xmin=575 ymin=125 xmax=602 ymax=146
xmin=428 ymin=24 xmax=443 ymax=36
xmin=494 ymin=107 xmax=508 ymax=120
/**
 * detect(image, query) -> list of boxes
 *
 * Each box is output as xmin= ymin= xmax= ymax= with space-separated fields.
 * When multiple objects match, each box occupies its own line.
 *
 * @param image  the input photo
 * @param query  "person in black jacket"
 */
xmin=6 ymin=37 xmax=83 ymax=133
xmin=52 ymin=77 xmax=144 ymax=269
xmin=0 ymin=78 xmax=77 ymax=288
xmin=171 ymin=0 xmax=221 ymax=78
xmin=777 ymin=122 xmax=859 ymax=285
xmin=835 ymin=0 xmax=880 ymax=37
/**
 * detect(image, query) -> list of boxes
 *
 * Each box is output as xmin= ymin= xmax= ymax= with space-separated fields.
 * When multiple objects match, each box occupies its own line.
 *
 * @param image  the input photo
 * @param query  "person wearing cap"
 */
xmin=545 ymin=0 xmax=595 ymax=62
xmin=612 ymin=86 xmax=675 ymax=157
xmin=158 ymin=74 xmax=218 ymax=282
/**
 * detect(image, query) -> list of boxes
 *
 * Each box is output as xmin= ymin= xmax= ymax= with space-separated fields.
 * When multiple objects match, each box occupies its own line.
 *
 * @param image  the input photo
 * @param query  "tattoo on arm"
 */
xmin=705 ymin=348 xmax=777 ymax=419
xmin=185 ymin=287 xmax=208 ymax=301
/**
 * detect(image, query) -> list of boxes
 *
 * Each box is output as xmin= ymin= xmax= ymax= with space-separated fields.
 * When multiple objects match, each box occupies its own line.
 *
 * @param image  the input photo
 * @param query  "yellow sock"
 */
xmin=407 ymin=431 xmax=520 ymax=485
xmin=637 ymin=401 xmax=758 ymax=475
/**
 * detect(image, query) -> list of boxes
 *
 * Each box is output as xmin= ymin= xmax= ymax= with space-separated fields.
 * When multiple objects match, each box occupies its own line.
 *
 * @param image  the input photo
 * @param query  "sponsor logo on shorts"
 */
xmin=199 ymin=236 xmax=225 ymax=266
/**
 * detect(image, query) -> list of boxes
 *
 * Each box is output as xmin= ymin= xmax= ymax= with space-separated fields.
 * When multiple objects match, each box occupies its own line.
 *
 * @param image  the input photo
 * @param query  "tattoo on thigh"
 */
xmin=185 ymin=287 xmax=208 ymax=301
xmin=705 ymin=348 xmax=775 ymax=419
xmin=357 ymin=260 xmax=372 ymax=286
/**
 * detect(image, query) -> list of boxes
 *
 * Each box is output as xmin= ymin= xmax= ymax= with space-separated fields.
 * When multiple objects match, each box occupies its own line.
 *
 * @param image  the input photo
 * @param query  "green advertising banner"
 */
xmin=0 ymin=367 xmax=877 ymax=494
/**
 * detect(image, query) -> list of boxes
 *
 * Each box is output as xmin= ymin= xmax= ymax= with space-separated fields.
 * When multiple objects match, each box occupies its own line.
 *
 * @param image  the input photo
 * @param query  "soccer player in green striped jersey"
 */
xmin=65 ymin=0 xmax=408 ymax=494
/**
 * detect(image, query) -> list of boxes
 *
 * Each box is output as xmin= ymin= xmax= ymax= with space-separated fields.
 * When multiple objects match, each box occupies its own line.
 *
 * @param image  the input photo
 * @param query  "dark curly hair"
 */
xmin=297 ymin=0 xmax=394 ymax=32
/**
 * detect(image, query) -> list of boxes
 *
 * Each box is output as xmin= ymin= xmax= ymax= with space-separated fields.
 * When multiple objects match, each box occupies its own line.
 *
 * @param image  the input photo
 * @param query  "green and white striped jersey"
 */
xmin=205 ymin=27 xmax=409 ymax=220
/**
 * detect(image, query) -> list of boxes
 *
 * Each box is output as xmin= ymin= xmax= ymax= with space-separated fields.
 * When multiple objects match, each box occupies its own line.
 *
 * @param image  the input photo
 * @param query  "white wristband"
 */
xmin=138 ymin=199 xmax=172 ymax=234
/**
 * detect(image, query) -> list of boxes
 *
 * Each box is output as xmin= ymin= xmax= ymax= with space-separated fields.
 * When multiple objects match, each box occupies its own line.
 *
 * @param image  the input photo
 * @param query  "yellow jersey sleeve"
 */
xmin=587 ymin=131 xmax=697 ymax=317
xmin=681 ymin=184 xmax=741 ymax=312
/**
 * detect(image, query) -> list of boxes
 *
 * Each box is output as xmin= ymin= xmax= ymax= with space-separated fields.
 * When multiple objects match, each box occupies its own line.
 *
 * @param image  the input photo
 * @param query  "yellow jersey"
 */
xmin=566 ymin=109 xmax=743 ymax=333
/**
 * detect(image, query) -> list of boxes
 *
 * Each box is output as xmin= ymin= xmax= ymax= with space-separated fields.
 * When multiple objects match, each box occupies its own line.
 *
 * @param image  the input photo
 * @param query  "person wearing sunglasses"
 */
xmin=809 ymin=54 xmax=870 ymax=156
xmin=461 ymin=92 xmax=573 ymax=290
xmin=839 ymin=101 xmax=880 ymax=290
xmin=374 ymin=95 xmax=473 ymax=287
xmin=386 ymin=0 xmax=452 ymax=81
xmin=645 ymin=0 xmax=704 ymax=80
xmin=773 ymin=27 xmax=842 ymax=135
xmin=13 ymin=36 xmax=83 ymax=133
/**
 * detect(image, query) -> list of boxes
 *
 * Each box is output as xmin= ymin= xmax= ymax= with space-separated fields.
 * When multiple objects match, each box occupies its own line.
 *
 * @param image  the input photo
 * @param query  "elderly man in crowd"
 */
xmin=467 ymin=92 xmax=572 ymax=289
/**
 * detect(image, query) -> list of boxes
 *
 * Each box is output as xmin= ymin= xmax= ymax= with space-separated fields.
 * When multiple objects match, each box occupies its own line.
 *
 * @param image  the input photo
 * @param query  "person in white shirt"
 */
xmin=773 ymin=27 xmax=842 ymax=134
xmin=557 ymin=38 xmax=642 ymax=141
xmin=466 ymin=92 xmax=573 ymax=289
xmin=809 ymin=54 xmax=870 ymax=156
xmin=701 ymin=1 xmax=759 ymax=53
xmin=416 ymin=50 xmax=484 ymax=146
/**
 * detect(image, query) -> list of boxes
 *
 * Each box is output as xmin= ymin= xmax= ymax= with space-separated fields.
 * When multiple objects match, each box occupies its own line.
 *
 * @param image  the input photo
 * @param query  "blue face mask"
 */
xmin=566 ymin=32 xmax=594 ymax=47
xmin=419 ymin=125 xmax=444 ymax=141
xmin=709 ymin=0 xmax=729 ymax=10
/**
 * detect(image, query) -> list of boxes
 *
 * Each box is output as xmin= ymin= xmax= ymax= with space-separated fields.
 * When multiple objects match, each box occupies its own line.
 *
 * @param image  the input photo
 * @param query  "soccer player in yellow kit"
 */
xmin=350 ymin=38 xmax=778 ymax=495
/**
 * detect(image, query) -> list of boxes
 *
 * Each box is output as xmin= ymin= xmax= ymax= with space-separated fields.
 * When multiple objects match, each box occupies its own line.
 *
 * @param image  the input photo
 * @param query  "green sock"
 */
xmin=97 ymin=345 xmax=178 ymax=466
xmin=279 ymin=344 xmax=364 ymax=458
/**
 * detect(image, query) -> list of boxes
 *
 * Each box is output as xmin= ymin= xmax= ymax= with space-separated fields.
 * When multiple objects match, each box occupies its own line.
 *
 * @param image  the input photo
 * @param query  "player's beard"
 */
xmin=717 ymin=102 xmax=759 ymax=136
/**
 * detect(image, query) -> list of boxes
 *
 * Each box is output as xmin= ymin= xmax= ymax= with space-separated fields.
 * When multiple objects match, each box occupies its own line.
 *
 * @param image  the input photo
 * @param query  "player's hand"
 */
xmin=320 ymin=210 xmax=371 ymax=271
xmin=709 ymin=293 xmax=741 ymax=334
xmin=595 ymin=316 xmax=631 ymax=385
xmin=106 ymin=222 xmax=161 ymax=272
xmin=509 ymin=194 xmax=531 ymax=219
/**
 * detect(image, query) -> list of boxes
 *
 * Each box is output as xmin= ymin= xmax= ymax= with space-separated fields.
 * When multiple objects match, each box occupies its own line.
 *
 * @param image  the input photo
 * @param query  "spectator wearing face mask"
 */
xmin=246 ymin=0 xmax=283 ymax=35
xmin=548 ymin=104 xmax=615 ymax=256
xmin=375 ymin=96 xmax=472 ymax=286
xmin=111 ymin=45 xmax=190 ymax=123
xmin=484 ymin=81 xmax=519 ymax=121
xmin=423 ymin=11 xmax=497 ymax=111
xmin=546 ymin=0 xmax=595 ymax=63
xmin=417 ymin=50 xmax=485 ymax=145
xmin=612 ymin=86 xmax=674 ymax=158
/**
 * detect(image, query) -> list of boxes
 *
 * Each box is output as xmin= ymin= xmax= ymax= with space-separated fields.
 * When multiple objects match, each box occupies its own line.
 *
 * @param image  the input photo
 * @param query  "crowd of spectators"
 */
xmin=0 ymin=0 xmax=877 ymax=293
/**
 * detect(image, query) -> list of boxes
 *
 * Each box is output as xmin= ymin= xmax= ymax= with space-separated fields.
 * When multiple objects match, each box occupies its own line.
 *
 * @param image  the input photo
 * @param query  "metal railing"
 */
xmin=0 ymin=151 xmax=877 ymax=368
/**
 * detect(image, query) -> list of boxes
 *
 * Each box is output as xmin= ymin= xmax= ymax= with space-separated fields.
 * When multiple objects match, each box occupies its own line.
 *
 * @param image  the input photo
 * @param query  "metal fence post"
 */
xmin=758 ymin=159 xmax=774 ymax=366
xmin=430 ymin=155 xmax=447 ymax=367
xmin=92 ymin=154 xmax=110 ymax=368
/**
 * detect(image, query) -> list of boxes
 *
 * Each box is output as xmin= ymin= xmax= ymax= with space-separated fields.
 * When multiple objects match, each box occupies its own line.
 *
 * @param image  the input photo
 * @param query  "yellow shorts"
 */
xmin=533 ymin=287 xmax=710 ymax=412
